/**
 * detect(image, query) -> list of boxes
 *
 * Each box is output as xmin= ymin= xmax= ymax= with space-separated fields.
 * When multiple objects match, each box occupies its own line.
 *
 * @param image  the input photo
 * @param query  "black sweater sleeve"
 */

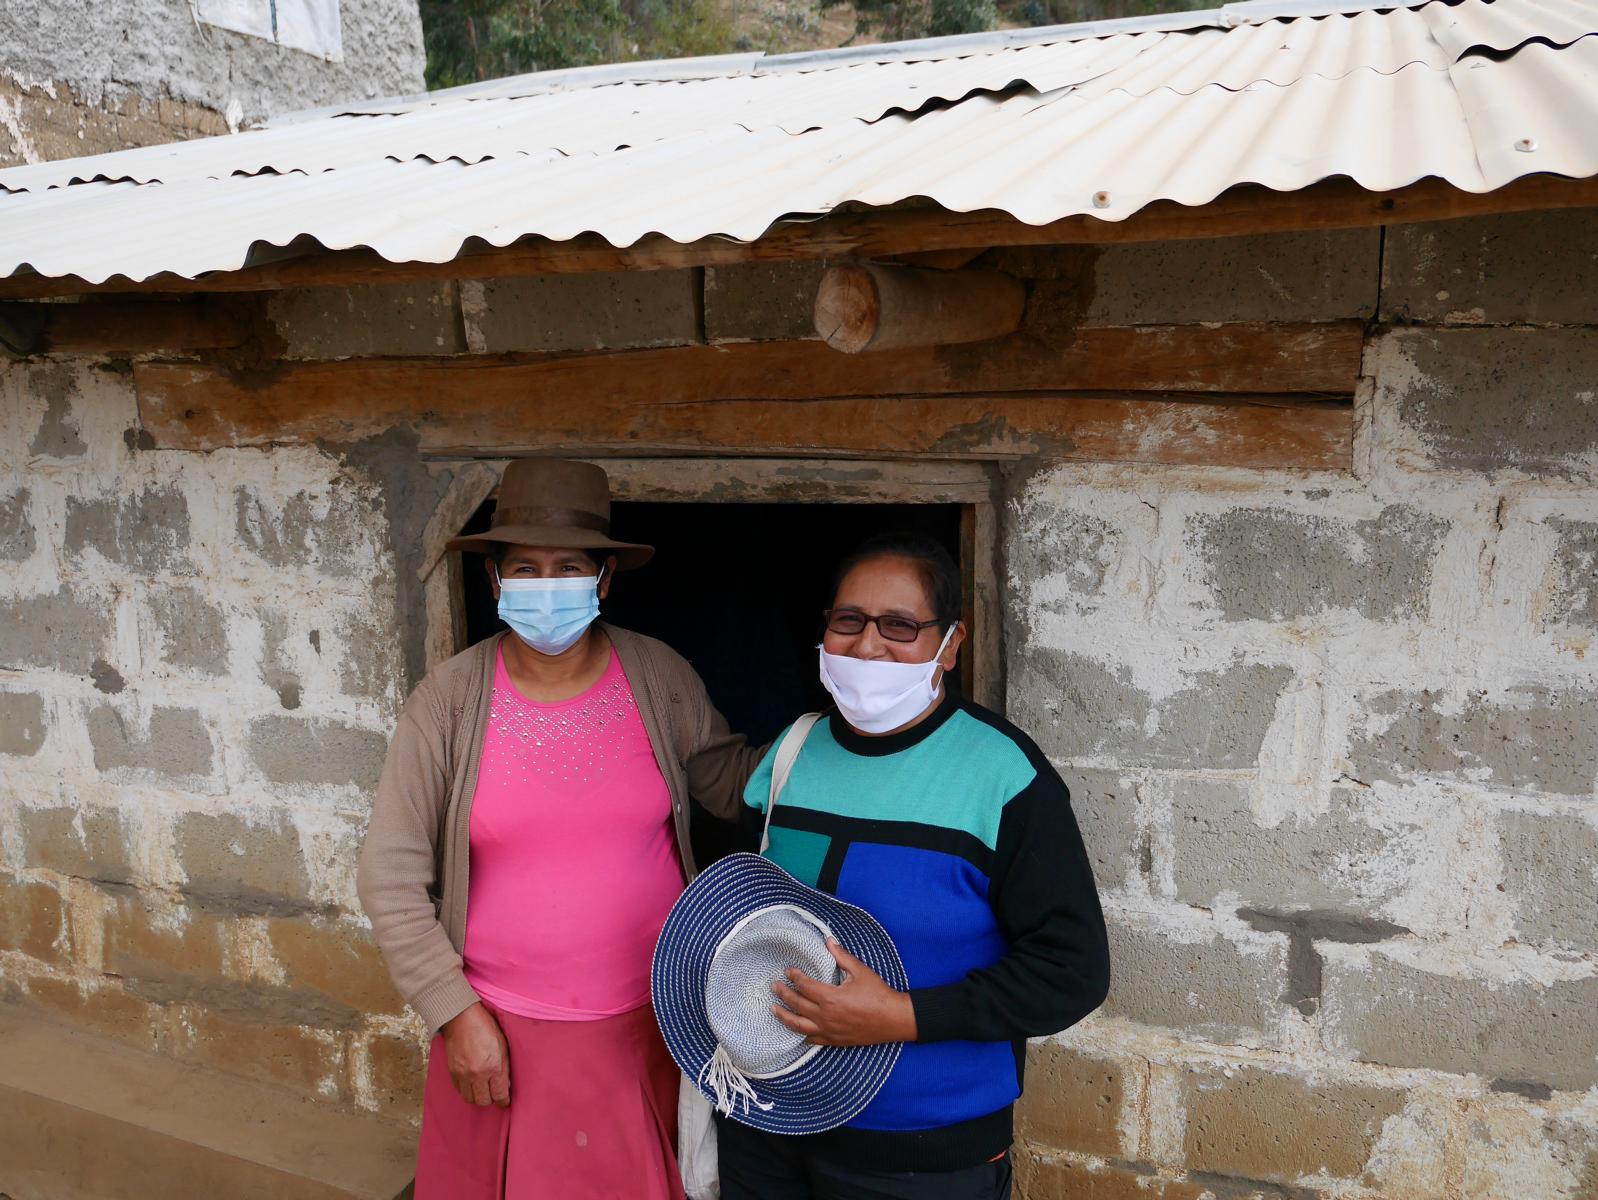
xmin=907 ymin=763 xmax=1111 ymax=1043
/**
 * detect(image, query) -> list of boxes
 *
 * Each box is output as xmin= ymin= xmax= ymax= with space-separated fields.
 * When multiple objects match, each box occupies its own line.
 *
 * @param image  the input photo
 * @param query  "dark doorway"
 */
xmin=456 ymin=499 xmax=966 ymax=863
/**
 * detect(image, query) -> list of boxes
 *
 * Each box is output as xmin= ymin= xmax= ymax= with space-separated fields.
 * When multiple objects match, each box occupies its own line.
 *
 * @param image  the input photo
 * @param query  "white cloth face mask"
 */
xmin=818 ymin=624 xmax=956 ymax=735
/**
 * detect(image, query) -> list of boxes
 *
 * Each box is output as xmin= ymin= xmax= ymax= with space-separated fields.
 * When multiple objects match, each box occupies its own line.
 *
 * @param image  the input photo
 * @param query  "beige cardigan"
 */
xmin=356 ymin=626 xmax=762 ymax=1034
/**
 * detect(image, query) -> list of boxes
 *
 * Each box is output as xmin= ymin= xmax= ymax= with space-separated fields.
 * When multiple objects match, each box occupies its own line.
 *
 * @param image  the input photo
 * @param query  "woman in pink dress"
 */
xmin=358 ymin=459 xmax=761 ymax=1199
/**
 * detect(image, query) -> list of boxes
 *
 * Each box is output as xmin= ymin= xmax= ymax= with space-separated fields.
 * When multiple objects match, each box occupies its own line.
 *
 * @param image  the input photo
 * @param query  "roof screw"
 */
xmin=1092 ymin=190 xmax=1112 ymax=209
xmin=1515 ymin=137 xmax=1537 ymax=152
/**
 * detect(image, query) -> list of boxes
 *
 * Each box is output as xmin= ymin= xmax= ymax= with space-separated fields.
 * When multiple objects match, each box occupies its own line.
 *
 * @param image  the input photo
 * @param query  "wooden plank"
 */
xmin=444 ymin=459 xmax=996 ymax=502
xmin=137 ymin=365 xmax=1352 ymax=472
xmin=968 ymin=499 xmax=1002 ymax=712
xmin=131 ymin=322 xmax=1359 ymax=450
xmin=582 ymin=458 xmax=997 ymax=505
xmin=5 ymin=174 xmax=1596 ymax=300
xmin=959 ymin=502 xmax=978 ymax=699
xmin=439 ymin=394 xmax=1351 ymax=470
xmin=134 ymin=330 xmax=1356 ymax=465
xmin=0 ymin=299 xmax=250 ymax=354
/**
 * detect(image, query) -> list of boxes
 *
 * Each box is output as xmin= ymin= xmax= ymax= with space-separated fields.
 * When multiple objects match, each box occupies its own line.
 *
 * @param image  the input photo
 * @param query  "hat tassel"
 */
xmin=700 ymin=1046 xmax=775 ymax=1117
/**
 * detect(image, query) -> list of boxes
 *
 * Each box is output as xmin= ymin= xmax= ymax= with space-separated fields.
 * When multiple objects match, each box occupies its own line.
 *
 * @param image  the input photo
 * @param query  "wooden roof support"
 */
xmin=130 ymin=322 xmax=1359 ymax=470
xmin=132 ymin=321 xmax=1364 ymax=447
xmin=137 ymin=364 xmax=1353 ymax=471
xmin=814 ymin=262 xmax=1026 ymax=353
xmin=4 ymin=174 xmax=1595 ymax=300
xmin=0 ymin=298 xmax=250 ymax=356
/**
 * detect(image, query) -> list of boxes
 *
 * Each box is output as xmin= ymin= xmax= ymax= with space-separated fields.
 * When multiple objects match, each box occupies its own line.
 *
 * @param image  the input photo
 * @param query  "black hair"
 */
xmin=831 ymin=531 xmax=962 ymax=628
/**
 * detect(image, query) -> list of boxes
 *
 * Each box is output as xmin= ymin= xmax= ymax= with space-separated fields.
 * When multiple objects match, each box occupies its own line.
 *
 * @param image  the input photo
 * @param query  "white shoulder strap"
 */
xmin=761 ymin=713 xmax=823 ymax=854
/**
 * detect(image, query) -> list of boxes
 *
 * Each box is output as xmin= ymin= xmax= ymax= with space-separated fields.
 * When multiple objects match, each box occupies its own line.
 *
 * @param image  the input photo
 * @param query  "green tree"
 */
xmin=419 ymin=0 xmax=1221 ymax=89
xmin=826 ymin=0 xmax=996 ymax=43
xmin=1017 ymin=0 xmax=1211 ymax=23
xmin=826 ymin=0 xmax=1213 ymax=46
xmin=420 ymin=0 xmax=734 ymax=88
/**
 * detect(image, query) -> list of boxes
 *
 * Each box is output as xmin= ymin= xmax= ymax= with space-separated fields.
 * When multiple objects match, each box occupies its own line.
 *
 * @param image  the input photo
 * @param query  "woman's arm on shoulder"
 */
xmin=662 ymin=648 xmax=769 ymax=822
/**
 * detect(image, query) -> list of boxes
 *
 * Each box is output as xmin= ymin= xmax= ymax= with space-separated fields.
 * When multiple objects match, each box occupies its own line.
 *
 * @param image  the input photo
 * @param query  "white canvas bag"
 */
xmin=676 ymin=713 xmax=823 ymax=1200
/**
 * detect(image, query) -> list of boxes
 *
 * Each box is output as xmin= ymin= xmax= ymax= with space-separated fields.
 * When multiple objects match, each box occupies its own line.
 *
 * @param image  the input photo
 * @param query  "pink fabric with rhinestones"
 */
xmin=462 ymin=646 xmax=682 ymax=1021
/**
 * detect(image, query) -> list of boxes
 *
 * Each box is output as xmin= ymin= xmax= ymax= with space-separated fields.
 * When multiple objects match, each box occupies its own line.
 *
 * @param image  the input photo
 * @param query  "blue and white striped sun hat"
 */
xmin=651 ymin=852 xmax=907 ymax=1135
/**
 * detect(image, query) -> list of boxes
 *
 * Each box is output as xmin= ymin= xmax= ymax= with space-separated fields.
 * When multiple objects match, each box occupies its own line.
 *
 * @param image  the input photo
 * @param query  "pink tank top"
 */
xmin=462 ymin=646 xmax=683 ymax=1020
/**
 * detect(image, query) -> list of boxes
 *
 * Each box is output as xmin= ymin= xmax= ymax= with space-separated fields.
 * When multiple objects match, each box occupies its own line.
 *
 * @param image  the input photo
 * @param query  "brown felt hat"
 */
xmin=445 ymin=459 xmax=653 ymax=570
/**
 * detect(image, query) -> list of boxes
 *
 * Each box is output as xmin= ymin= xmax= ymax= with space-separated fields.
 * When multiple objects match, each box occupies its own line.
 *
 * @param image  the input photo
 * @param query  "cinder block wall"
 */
xmin=0 ymin=362 xmax=446 ymax=1116
xmin=1007 ymin=212 xmax=1598 ymax=1198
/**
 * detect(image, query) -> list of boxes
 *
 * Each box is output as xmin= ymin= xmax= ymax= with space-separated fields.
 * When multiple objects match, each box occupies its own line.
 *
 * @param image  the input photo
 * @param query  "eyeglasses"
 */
xmin=824 ymin=608 xmax=944 ymax=643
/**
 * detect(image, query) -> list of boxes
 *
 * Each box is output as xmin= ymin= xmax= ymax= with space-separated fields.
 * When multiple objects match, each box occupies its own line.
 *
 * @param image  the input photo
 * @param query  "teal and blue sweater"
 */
xmin=739 ymin=691 xmax=1111 ymax=1172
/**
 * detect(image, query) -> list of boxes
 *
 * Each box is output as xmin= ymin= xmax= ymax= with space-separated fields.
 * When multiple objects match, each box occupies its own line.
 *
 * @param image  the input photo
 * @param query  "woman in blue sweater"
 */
xmin=721 ymin=531 xmax=1112 ymax=1200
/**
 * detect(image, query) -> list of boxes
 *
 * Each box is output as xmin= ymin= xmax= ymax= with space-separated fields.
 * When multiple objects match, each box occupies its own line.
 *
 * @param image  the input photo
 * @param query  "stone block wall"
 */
xmin=1 ymin=0 xmax=425 ymax=167
xmin=0 ymin=358 xmax=448 ymax=1116
xmin=1007 ymin=213 xmax=1598 ymax=1198
xmin=0 ymin=271 xmax=715 ymax=1122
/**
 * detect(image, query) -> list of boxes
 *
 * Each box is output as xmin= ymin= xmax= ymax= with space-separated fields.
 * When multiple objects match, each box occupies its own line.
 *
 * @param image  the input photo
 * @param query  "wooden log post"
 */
xmin=814 ymin=262 xmax=1026 ymax=353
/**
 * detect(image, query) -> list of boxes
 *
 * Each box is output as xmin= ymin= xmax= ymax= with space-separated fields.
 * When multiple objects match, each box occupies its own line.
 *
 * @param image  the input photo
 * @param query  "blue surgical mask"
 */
xmin=495 ymin=567 xmax=604 ymax=656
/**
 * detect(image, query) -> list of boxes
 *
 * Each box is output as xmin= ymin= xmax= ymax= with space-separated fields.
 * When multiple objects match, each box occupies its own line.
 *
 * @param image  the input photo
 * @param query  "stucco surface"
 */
xmin=1 ymin=0 xmax=424 ymax=166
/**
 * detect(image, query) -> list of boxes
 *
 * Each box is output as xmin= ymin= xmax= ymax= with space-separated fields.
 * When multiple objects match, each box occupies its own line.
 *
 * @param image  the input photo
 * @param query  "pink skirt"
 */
xmin=415 ymin=1002 xmax=686 ymax=1200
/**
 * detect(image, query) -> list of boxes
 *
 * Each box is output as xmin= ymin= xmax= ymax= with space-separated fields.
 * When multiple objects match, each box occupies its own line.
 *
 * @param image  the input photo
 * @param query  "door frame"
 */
xmin=417 ymin=458 xmax=1005 ymax=711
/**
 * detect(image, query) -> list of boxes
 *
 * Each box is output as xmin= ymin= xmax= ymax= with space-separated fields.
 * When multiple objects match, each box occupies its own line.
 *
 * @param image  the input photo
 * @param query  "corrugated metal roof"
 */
xmin=2 ymin=0 xmax=1596 ymax=283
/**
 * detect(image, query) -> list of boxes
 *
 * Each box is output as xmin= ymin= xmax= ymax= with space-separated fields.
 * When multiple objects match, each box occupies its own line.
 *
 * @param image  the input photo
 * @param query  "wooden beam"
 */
xmin=132 ymin=321 xmax=1358 ymax=444
xmin=138 ymin=366 xmax=1350 ymax=469
xmin=0 ymin=299 xmax=250 ymax=355
xmin=133 ymin=336 xmax=1355 ymax=471
xmin=814 ymin=262 xmax=1026 ymax=353
xmin=425 ymin=458 xmax=1000 ymax=507
xmin=581 ymin=458 xmax=999 ymax=505
xmin=4 ymin=174 xmax=1595 ymax=300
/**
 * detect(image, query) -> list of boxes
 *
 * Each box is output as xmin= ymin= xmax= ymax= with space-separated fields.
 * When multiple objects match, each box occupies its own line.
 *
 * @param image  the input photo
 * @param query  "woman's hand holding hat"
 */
xmin=770 ymin=938 xmax=918 ymax=1048
xmin=652 ymin=852 xmax=907 ymax=1132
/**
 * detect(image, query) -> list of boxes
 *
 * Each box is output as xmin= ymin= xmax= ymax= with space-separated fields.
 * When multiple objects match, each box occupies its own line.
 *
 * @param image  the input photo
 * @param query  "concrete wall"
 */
xmin=1 ymin=0 xmax=425 ymax=167
xmin=0 ymin=361 xmax=448 ymax=1116
xmin=1 ymin=214 xmax=1595 ymax=1195
xmin=1006 ymin=212 xmax=1598 ymax=1199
